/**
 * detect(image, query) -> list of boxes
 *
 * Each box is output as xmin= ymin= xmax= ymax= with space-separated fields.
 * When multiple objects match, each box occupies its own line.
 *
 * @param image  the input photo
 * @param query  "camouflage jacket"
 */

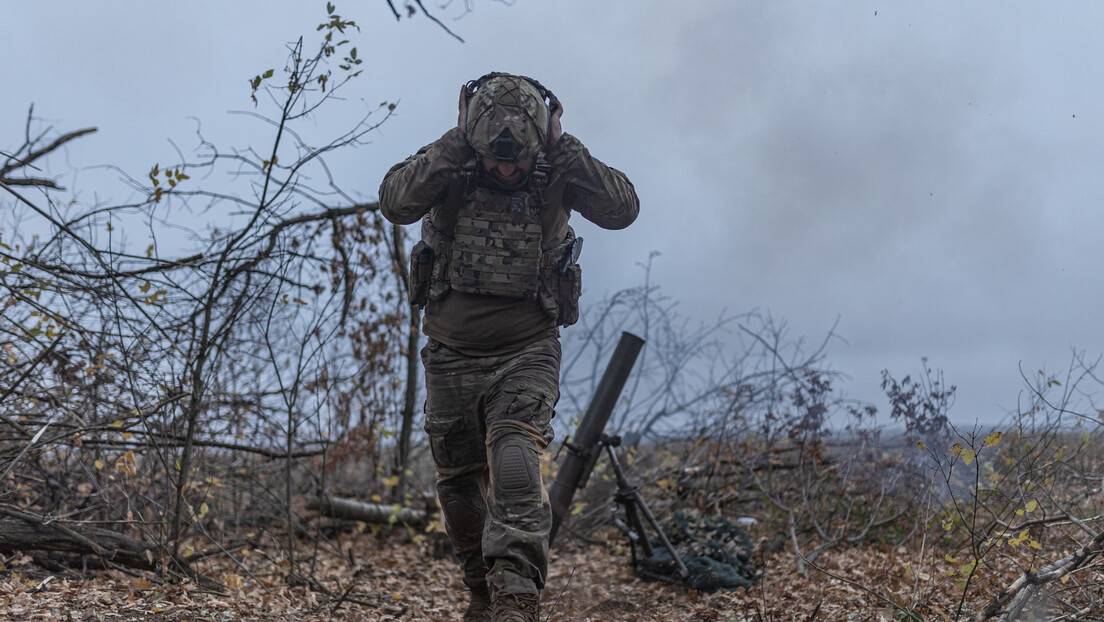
xmin=379 ymin=127 xmax=639 ymax=352
xmin=380 ymin=127 xmax=637 ymax=242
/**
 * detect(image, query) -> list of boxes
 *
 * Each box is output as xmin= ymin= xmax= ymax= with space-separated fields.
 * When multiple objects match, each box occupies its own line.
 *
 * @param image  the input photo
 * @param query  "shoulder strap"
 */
xmin=527 ymin=153 xmax=551 ymax=193
xmin=459 ymin=154 xmax=480 ymax=199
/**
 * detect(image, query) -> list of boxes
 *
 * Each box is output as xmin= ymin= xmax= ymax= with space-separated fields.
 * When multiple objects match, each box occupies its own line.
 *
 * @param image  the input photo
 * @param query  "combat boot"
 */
xmin=462 ymin=584 xmax=492 ymax=622
xmin=490 ymin=592 xmax=539 ymax=622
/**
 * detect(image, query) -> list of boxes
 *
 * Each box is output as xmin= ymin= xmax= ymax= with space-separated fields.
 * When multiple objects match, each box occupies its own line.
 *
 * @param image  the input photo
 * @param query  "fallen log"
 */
xmin=0 ymin=515 xmax=157 ymax=571
xmin=306 ymin=493 xmax=435 ymax=527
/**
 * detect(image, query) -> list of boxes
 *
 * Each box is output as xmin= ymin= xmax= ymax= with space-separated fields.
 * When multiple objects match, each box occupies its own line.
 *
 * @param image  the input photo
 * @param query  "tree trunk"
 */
xmin=390 ymin=223 xmax=420 ymax=505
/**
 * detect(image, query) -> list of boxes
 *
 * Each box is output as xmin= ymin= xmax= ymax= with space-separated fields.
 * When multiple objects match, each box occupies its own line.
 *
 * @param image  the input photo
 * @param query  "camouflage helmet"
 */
xmin=464 ymin=73 xmax=551 ymax=163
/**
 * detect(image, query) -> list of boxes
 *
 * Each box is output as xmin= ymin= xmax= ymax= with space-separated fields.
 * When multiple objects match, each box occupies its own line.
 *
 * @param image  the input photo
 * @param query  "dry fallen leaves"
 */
xmin=0 ymin=528 xmax=1069 ymax=621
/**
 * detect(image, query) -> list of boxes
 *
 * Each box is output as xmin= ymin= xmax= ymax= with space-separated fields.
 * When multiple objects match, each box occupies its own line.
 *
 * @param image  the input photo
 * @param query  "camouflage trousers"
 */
xmin=421 ymin=334 xmax=560 ymax=597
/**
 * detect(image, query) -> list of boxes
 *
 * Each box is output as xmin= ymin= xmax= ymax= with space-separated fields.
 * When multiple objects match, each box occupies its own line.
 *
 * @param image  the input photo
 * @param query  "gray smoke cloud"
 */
xmin=4 ymin=1 xmax=1102 ymax=423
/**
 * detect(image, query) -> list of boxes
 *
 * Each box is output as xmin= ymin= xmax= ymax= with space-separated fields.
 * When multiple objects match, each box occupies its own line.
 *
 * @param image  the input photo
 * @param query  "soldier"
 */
xmin=379 ymin=72 xmax=638 ymax=622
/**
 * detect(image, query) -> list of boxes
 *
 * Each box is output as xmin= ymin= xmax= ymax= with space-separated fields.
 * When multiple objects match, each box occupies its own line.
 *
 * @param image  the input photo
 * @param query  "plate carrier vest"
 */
xmin=408 ymin=155 xmax=582 ymax=327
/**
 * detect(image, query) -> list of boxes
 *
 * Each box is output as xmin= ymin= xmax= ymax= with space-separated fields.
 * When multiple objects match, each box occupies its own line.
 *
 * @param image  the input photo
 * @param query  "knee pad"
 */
xmin=443 ymin=495 xmax=487 ymax=538
xmin=436 ymin=471 xmax=488 ymax=545
xmin=490 ymin=431 xmax=540 ymax=498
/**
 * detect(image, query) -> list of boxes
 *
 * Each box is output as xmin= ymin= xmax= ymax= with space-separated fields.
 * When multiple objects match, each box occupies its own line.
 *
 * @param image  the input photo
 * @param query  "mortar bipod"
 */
xmin=601 ymin=433 xmax=690 ymax=580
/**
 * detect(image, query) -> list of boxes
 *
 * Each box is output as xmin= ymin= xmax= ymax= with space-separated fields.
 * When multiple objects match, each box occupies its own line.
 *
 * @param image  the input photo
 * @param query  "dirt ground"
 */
xmin=0 ymin=527 xmax=1002 ymax=622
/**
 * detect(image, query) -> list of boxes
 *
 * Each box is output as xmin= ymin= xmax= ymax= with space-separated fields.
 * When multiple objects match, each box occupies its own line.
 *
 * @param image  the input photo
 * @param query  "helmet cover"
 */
xmin=465 ymin=74 xmax=550 ymax=162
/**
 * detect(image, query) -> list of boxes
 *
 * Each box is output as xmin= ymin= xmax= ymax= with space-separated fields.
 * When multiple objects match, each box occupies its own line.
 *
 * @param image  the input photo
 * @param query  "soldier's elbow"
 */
xmin=380 ymin=203 xmax=422 ymax=226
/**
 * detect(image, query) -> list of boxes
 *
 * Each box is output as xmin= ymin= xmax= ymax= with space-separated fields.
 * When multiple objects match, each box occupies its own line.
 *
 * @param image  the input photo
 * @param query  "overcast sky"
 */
xmin=4 ymin=1 xmax=1102 ymax=426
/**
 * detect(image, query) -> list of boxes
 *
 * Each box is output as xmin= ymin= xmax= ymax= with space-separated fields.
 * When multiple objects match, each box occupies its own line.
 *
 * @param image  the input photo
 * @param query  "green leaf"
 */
xmin=984 ymin=431 xmax=1003 ymax=446
xmin=959 ymin=559 xmax=977 ymax=576
xmin=262 ymin=68 xmax=274 ymax=79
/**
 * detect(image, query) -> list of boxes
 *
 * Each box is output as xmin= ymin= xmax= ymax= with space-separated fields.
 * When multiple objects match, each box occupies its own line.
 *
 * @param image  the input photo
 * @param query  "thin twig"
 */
xmin=413 ymin=0 xmax=465 ymax=42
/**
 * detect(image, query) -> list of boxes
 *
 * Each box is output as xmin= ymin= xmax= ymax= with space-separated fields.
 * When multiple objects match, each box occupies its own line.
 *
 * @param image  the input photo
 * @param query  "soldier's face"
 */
xmin=482 ymin=155 xmax=535 ymax=185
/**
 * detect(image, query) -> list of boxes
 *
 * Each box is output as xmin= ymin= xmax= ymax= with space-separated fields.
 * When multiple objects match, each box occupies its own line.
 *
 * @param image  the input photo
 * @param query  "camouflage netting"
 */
xmin=631 ymin=510 xmax=757 ymax=593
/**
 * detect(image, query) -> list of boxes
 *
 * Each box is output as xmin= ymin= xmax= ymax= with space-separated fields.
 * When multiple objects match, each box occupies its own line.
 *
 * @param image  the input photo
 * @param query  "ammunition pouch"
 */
xmin=409 ymin=240 xmax=434 ymax=308
xmin=558 ymin=263 xmax=582 ymax=327
xmin=538 ymin=230 xmax=582 ymax=327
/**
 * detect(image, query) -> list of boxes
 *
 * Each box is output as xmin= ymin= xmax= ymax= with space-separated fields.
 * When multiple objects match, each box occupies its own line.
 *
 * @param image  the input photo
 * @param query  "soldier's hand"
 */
xmin=457 ymin=84 xmax=469 ymax=133
xmin=547 ymin=100 xmax=564 ymax=147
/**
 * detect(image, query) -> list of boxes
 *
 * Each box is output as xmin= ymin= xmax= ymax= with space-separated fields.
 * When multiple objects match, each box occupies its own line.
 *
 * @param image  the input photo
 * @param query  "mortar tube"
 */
xmin=548 ymin=331 xmax=645 ymax=545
